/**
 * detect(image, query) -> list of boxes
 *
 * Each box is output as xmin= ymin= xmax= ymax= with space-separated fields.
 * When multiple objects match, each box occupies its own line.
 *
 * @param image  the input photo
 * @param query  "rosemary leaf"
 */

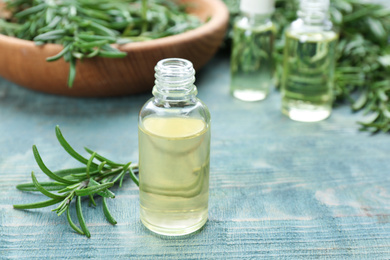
xmin=67 ymin=207 xmax=85 ymax=235
xmin=85 ymin=147 xmax=123 ymax=167
xmin=46 ymin=44 xmax=71 ymax=62
xmin=86 ymin=152 xmax=97 ymax=179
xmin=89 ymin=194 xmax=97 ymax=207
xmin=129 ymin=166 xmax=139 ymax=187
xmin=13 ymin=198 xmax=62 ymax=209
xmin=98 ymin=161 xmax=107 ymax=173
xmin=31 ymin=171 xmax=66 ymax=200
xmin=67 ymin=58 xmax=76 ymax=88
xmin=55 ymin=126 xmax=98 ymax=168
xmin=112 ymin=162 xmax=132 ymax=183
xmin=16 ymin=182 xmax=66 ymax=192
xmin=119 ymin=173 xmax=125 ymax=188
xmin=76 ymin=196 xmax=91 ymax=238
xmin=32 ymin=145 xmax=78 ymax=185
xmin=102 ymin=197 xmax=117 ymax=225
xmin=74 ymin=182 xmax=114 ymax=196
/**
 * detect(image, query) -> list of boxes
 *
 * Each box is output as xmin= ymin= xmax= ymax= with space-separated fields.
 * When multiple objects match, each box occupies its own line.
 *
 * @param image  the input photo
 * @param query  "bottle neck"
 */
xmin=239 ymin=0 xmax=275 ymax=24
xmin=240 ymin=11 xmax=272 ymax=26
xmin=152 ymin=58 xmax=197 ymax=104
xmin=297 ymin=0 xmax=330 ymax=26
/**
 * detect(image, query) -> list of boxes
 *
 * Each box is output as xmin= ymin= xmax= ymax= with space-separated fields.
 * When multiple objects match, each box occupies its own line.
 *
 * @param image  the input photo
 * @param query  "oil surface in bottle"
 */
xmin=282 ymin=31 xmax=338 ymax=122
xmin=138 ymin=116 xmax=210 ymax=236
xmin=230 ymin=21 xmax=275 ymax=101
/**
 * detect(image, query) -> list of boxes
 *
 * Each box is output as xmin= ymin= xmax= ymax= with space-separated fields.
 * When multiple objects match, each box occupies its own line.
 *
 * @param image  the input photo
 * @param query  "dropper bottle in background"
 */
xmin=281 ymin=0 xmax=338 ymax=122
xmin=230 ymin=0 xmax=276 ymax=102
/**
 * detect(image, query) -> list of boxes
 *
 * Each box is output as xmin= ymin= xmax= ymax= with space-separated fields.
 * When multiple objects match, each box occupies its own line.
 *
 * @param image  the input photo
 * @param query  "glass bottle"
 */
xmin=138 ymin=58 xmax=211 ymax=236
xmin=281 ymin=0 xmax=338 ymax=122
xmin=230 ymin=0 xmax=276 ymax=102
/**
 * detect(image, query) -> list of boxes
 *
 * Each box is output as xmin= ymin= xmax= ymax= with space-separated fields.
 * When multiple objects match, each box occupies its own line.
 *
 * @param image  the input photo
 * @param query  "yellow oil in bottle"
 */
xmin=282 ymin=31 xmax=338 ymax=122
xmin=138 ymin=116 xmax=210 ymax=236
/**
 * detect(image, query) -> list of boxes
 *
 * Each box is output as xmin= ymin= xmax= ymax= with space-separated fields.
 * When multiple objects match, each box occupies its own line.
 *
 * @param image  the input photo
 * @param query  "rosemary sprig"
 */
xmin=0 ymin=0 xmax=202 ymax=87
xmin=223 ymin=0 xmax=390 ymax=133
xmin=332 ymin=1 xmax=390 ymax=133
xmin=13 ymin=126 xmax=139 ymax=238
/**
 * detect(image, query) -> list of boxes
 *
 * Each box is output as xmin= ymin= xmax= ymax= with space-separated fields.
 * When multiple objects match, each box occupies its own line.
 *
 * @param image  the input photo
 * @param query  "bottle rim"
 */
xmin=153 ymin=58 xmax=197 ymax=99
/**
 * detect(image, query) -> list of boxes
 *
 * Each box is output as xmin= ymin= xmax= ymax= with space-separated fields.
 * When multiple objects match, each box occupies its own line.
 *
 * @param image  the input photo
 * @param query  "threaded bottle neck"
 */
xmin=153 ymin=58 xmax=197 ymax=101
xmin=297 ymin=0 xmax=330 ymax=25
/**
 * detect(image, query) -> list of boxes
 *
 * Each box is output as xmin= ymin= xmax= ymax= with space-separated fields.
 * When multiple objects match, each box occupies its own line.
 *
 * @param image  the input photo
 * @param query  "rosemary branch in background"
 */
xmin=223 ymin=0 xmax=390 ymax=133
xmin=0 ymin=0 xmax=201 ymax=87
xmin=13 ymin=126 xmax=139 ymax=238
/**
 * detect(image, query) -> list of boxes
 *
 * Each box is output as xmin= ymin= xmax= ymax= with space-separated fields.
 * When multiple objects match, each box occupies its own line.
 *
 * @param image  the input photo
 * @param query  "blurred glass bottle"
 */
xmin=282 ymin=0 xmax=338 ymax=122
xmin=230 ymin=0 xmax=276 ymax=102
xmin=138 ymin=58 xmax=211 ymax=236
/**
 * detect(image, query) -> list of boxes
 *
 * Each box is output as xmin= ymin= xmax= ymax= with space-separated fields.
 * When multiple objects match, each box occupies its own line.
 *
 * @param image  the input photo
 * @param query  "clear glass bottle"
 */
xmin=138 ymin=58 xmax=211 ymax=236
xmin=281 ymin=0 xmax=338 ymax=122
xmin=230 ymin=0 xmax=276 ymax=102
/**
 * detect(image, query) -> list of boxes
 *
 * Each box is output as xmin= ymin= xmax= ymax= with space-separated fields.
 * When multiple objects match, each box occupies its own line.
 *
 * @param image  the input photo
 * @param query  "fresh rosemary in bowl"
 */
xmin=13 ymin=126 xmax=139 ymax=238
xmin=0 ymin=0 xmax=202 ymax=87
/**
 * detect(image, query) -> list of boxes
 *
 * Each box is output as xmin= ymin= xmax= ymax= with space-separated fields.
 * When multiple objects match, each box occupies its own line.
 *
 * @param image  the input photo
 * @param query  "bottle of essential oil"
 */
xmin=230 ymin=0 xmax=276 ymax=102
xmin=138 ymin=58 xmax=211 ymax=236
xmin=281 ymin=0 xmax=338 ymax=122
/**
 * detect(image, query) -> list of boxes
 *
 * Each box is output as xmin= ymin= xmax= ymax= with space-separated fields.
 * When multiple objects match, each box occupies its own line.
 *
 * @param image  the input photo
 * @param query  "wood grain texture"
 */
xmin=0 ymin=0 xmax=229 ymax=97
xmin=1 ymin=55 xmax=390 ymax=259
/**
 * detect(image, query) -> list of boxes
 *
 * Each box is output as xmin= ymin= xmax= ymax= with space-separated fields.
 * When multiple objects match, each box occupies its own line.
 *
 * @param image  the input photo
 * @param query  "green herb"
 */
xmin=223 ymin=0 xmax=390 ymax=133
xmin=0 ymin=0 xmax=202 ymax=87
xmin=331 ymin=1 xmax=390 ymax=133
xmin=13 ymin=126 xmax=139 ymax=238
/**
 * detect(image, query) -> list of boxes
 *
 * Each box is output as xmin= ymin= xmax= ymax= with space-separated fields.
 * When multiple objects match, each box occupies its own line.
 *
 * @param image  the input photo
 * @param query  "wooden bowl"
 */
xmin=0 ymin=0 xmax=229 ymax=97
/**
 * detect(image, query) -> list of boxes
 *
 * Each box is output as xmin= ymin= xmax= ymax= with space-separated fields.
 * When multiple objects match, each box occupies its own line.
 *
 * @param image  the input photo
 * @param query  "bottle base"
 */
xmin=140 ymin=214 xmax=208 ymax=236
xmin=282 ymin=100 xmax=331 ymax=122
xmin=232 ymin=89 xmax=268 ymax=102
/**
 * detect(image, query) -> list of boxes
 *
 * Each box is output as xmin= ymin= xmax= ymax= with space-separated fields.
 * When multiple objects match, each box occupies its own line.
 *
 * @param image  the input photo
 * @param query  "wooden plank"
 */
xmin=1 ymin=55 xmax=390 ymax=259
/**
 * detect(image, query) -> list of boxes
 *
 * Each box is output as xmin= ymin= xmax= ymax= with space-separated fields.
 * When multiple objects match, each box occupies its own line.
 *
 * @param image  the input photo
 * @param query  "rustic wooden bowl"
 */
xmin=0 ymin=0 xmax=229 ymax=97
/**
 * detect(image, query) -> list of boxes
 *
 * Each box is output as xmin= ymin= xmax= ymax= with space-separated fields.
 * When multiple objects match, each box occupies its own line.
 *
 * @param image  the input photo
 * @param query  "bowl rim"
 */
xmin=0 ymin=0 xmax=229 ymax=53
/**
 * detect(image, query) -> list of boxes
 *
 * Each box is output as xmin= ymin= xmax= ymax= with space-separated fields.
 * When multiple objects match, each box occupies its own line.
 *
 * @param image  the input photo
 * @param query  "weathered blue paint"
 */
xmin=1 ymin=55 xmax=389 ymax=259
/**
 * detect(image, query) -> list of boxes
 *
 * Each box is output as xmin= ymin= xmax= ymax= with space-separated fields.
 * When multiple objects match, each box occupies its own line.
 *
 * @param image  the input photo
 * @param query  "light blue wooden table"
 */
xmin=1 ymin=54 xmax=389 ymax=259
